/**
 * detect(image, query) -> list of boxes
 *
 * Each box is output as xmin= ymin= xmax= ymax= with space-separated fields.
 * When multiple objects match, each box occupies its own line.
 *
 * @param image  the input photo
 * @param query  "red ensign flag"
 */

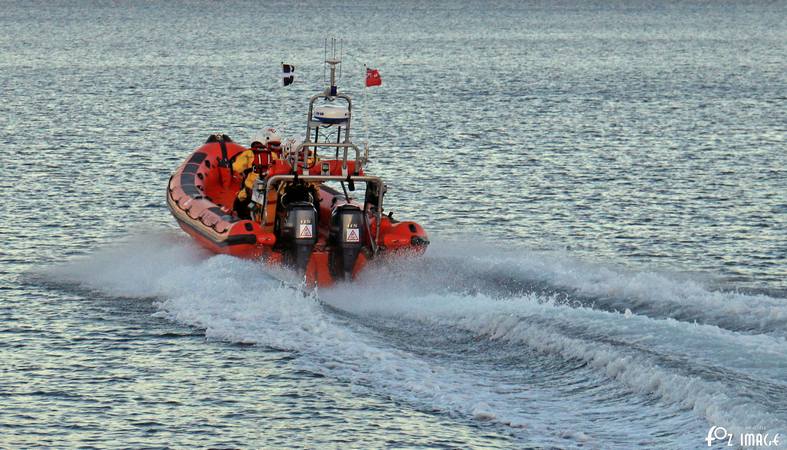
xmin=365 ymin=68 xmax=382 ymax=87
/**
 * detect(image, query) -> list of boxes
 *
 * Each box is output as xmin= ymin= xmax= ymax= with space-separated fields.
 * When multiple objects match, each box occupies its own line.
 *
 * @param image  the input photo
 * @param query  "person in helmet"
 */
xmin=282 ymin=137 xmax=320 ymax=167
xmin=265 ymin=130 xmax=284 ymax=162
xmin=280 ymin=136 xmax=322 ymax=204
xmin=232 ymin=128 xmax=282 ymax=219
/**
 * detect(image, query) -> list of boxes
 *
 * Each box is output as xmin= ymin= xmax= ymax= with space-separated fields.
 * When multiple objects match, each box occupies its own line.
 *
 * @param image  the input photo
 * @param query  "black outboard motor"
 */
xmin=330 ymin=205 xmax=364 ymax=280
xmin=281 ymin=201 xmax=318 ymax=273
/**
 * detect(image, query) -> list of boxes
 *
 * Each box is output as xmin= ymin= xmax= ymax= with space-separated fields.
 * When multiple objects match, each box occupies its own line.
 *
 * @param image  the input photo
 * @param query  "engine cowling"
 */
xmin=330 ymin=204 xmax=364 ymax=280
xmin=281 ymin=201 xmax=318 ymax=273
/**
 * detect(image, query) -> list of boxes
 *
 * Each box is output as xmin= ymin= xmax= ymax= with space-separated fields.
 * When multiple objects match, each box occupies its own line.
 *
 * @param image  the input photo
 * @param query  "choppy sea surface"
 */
xmin=1 ymin=1 xmax=786 ymax=448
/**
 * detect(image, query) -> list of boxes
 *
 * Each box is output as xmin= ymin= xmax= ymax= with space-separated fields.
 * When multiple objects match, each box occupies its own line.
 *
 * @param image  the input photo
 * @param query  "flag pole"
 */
xmin=363 ymin=64 xmax=369 ymax=149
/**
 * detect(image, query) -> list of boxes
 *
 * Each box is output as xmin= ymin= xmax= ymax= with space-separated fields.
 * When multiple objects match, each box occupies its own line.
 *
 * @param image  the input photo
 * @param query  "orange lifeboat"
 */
xmin=166 ymin=57 xmax=428 ymax=287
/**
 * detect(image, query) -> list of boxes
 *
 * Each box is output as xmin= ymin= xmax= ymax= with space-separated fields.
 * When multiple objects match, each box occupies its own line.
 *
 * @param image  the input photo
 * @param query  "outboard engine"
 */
xmin=280 ymin=201 xmax=318 ymax=273
xmin=330 ymin=205 xmax=364 ymax=280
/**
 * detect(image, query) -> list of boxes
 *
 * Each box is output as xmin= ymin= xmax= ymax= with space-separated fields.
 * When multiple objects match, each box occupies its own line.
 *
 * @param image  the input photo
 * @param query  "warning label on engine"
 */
xmin=298 ymin=224 xmax=313 ymax=238
xmin=346 ymin=228 xmax=360 ymax=243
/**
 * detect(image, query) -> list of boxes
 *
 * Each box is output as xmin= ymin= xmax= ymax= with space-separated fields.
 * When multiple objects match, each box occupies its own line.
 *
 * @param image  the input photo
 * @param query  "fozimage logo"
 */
xmin=706 ymin=426 xmax=734 ymax=446
xmin=706 ymin=425 xmax=781 ymax=447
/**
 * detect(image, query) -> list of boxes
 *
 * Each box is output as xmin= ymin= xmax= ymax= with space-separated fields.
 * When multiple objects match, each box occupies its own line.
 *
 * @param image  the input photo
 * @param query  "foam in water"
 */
xmin=44 ymin=234 xmax=560 ymax=434
xmin=392 ymin=240 xmax=787 ymax=335
xmin=44 ymin=232 xmax=208 ymax=298
xmin=43 ymin=232 xmax=787 ymax=446
xmin=323 ymin=280 xmax=786 ymax=435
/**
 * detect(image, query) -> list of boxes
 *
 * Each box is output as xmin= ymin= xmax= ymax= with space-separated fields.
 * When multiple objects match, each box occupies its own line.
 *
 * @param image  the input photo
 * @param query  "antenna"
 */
xmin=323 ymin=37 xmax=343 ymax=97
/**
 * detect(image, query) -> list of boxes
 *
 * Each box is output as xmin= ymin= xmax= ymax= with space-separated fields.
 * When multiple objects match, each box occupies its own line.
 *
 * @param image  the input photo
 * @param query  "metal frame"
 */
xmin=287 ymin=51 xmax=369 ymax=175
xmin=262 ymin=41 xmax=383 ymax=256
xmin=291 ymin=141 xmax=364 ymax=176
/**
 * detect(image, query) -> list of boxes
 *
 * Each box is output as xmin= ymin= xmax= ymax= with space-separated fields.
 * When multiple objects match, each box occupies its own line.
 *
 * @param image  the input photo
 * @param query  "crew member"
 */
xmin=280 ymin=137 xmax=322 ymax=205
xmin=233 ymin=128 xmax=282 ymax=219
xmin=282 ymin=137 xmax=319 ymax=167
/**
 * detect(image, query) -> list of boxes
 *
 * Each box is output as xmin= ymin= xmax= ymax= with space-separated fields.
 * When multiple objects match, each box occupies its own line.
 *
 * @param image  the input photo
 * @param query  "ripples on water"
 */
xmin=1 ymin=1 xmax=785 ymax=448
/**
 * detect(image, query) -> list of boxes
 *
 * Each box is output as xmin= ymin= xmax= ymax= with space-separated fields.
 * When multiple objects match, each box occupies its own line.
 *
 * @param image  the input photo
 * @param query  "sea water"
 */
xmin=1 ymin=1 xmax=785 ymax=448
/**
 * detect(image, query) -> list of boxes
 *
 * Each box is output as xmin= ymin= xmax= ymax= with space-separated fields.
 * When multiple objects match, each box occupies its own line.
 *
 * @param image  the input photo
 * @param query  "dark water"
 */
xmin=1 ymin=1 xmax=786 ymax=448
